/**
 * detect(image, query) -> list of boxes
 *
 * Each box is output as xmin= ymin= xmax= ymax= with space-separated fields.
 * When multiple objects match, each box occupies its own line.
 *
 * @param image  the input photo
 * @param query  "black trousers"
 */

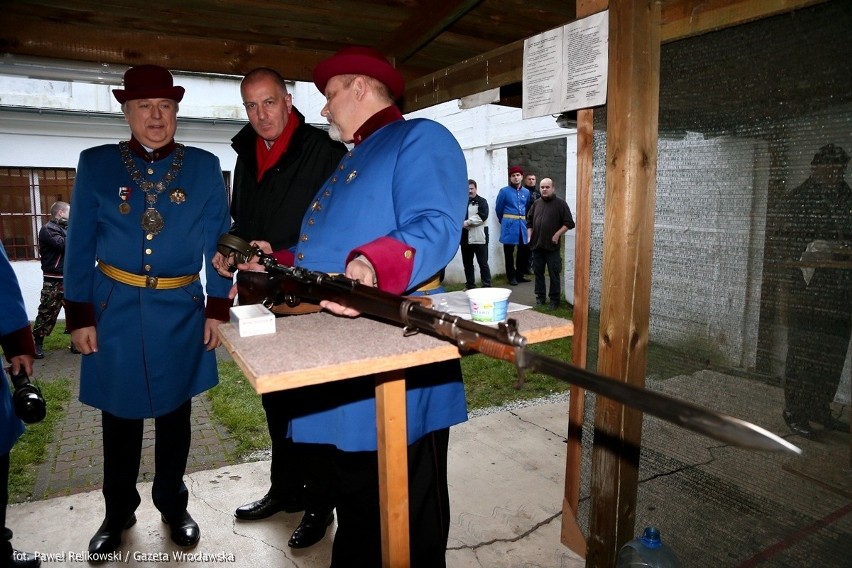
xmin=532 ymin=248 xmax=562 ymax=302
xmin=263 ymin=391 xmax=334 ymax=513
xmin=101 ymin=400 xmax=191 ymax=523
xmin=460 ymin=242 xmax=491 ymax=288
xmin=1 ymin=452 xmax=11 ymax=559
xmin=503 ymin=244 xmax=529 ymax=282
xmin=784 ymin=311 xmax=851 ymax=419
xmin=330 ymin=429 xmax=451 ymax=568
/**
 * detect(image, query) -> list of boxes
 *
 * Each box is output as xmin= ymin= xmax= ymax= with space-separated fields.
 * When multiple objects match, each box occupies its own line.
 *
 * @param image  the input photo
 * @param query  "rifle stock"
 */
xmin=225 ymin=236 xmax=800 ymax=455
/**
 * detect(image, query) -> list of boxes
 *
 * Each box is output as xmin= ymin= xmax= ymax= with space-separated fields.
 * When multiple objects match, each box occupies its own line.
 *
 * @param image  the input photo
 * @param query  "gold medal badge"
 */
xmin=118 ymin=186 xmax=132 ymax=214
xmin=169 ymin=187 xmax=187 ymax=204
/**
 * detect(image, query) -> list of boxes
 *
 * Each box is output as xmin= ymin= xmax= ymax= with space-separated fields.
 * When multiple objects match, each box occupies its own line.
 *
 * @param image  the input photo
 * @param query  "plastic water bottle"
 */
xmin=616 ymin=527 xmax=681 ymax=568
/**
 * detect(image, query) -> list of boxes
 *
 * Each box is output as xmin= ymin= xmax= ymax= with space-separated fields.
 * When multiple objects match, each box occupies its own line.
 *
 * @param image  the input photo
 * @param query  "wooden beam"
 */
xmin=586 ymin=1 xmax=661 ymax=567
xmin=0 ymin=12 xmax=324 ymax=79
xmin=402 ymin=0 xmax=823 ymax=112
xmin=378 ymin=0 xmax=483 ymax=64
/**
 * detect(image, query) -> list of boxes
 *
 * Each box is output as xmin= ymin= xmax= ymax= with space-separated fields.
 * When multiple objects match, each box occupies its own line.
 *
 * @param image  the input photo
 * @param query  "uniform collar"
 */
xmin=352 ymin=105 xmax=403 ymax=146
xmin=128 ymin=136 xmax=176 ymax=163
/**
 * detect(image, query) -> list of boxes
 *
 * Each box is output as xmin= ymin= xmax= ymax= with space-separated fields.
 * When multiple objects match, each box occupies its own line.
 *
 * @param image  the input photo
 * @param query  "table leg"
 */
xmin=376 ymin=369 xmax=410 ymax=567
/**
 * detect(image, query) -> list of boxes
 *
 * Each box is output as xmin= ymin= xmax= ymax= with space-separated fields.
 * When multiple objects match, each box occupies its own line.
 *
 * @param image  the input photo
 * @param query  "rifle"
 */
xmin=218 ymin=234 xmax=801 ymax=455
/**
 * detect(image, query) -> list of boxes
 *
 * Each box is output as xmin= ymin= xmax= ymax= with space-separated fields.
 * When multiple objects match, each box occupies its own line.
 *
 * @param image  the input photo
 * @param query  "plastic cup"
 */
xmin=465 ymin=287 xmax=511 ymax=324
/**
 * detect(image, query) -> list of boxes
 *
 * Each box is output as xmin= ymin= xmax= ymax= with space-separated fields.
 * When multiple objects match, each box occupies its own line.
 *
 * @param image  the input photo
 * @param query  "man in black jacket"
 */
xmin=212 ymin=68 xmax=347 ymax=548
xmin=32 ymin=201 xmax=70 ymax=358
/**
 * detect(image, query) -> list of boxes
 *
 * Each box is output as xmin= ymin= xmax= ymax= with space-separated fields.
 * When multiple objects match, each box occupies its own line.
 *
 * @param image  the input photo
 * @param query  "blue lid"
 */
xmin=639 ymin=527 xmax=662 ymax=549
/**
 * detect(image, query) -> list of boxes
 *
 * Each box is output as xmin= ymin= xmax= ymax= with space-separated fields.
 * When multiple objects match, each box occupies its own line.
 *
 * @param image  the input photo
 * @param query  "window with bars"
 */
xmin=0 ymin=167 xmax=75 ymax=261
xmin=0 ymin=167 xmax=232 ymax=262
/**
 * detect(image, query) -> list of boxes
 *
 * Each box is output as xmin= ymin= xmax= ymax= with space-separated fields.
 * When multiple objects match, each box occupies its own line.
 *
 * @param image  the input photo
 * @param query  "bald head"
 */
xmin=539 ymin=178 xmax=555 ymax=199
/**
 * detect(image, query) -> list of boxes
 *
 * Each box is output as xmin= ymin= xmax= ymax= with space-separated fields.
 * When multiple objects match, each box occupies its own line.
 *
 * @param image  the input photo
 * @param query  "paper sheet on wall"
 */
xmin=522 ymin=10 xmax=609 ymax=119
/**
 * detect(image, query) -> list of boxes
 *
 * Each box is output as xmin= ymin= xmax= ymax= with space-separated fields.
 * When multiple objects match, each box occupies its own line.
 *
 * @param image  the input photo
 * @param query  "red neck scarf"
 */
xmin=255 ymin=112 xmax=301 ymax=181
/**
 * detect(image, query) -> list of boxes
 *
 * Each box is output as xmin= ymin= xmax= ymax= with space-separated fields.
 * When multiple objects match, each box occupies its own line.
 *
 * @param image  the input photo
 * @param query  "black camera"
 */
xmin=7 ymin=367 xmax=46 ymax=424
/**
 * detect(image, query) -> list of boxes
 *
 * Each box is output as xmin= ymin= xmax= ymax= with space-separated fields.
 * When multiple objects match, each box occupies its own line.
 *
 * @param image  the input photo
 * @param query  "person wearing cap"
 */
xmin=268 ymin=45 xmax=467 ymax=566
xmin=778 ymin=143 xmax=852 ymax=439
xmin=495 ymin=165 xmax=531 ymax=285
xmin=32 ymin=201 xmax=72 ymax=359
xmin=1 ymin=247 xmax=40 ymax=568
xmin=63 ymin=64 xmax=233 ymax=554
xmin=211 ymin=67 xmax=346 ymax=548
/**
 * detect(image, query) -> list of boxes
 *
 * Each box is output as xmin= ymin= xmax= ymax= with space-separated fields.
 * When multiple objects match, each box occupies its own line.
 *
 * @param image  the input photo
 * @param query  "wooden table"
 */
xmin=219 ymin=303 xmax=573 ymax=567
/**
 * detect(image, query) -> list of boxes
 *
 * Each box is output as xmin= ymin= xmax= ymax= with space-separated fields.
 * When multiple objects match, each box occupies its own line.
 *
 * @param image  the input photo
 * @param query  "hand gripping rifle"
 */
xmin=218 ymin=234 xmax=801 ymax=455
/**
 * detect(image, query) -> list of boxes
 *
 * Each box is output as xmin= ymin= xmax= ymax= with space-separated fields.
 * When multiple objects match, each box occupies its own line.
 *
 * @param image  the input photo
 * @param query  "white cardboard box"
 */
xmin=229 ymin=304 xmax=276 ymax=337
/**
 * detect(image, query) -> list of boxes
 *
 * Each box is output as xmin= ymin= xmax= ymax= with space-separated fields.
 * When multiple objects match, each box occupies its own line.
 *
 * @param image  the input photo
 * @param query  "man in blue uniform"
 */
xmin=212 ymin=67 xmax=346 ymax=549
xmin=299 ymin=46 xmax=467 ymax=567
xmin=63 ymin=65 xmax=233 ymax=555
xmin=1 ymin=248 xmax=40 ymax=568
xmin=495 ymin=166 xmax=531 ymax=285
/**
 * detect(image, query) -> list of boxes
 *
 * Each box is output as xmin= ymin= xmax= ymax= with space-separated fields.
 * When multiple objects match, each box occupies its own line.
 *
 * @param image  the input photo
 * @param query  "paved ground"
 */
xmin=27 ymin=348 xmax=238 ymax=501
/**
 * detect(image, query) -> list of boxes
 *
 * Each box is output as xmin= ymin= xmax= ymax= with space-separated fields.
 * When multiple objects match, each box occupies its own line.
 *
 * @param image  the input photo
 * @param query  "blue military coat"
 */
xmin=495 ymin=184 xmax=530 ymax=245
xmin=290 ymin=114 xmax=469 ymax=452
xmin=1 ymin=248 xmax=27 ymax=455
xmin=64 ymin=143 xmax=232 ymax=419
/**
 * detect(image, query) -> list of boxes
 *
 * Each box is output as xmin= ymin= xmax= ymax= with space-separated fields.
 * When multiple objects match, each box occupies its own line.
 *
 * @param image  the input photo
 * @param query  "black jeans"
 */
xmin=532 ymin=248 xmax=562 ymax=303
xmin=460 ymin=242 xmax=491 ymax=288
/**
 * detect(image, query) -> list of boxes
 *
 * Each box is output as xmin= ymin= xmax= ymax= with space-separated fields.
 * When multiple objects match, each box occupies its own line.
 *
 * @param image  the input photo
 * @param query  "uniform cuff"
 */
xmin=63 ymin=299 xmax=96 ymax=332
xmin=206 ymin=296 xmax=233 ymax=321
xmin=271 ymin=249 xmax=295 ymax=267
xmin=1 ymin=325 xmax=36 ymax=362
xmin=347 ymin=236 xmax=414 ymax=295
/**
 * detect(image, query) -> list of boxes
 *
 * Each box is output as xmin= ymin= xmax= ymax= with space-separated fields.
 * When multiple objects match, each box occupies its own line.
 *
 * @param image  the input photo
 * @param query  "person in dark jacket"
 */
xmin=526 ymin=177 xmax=574 ymax=309
xmin=779 ymin=143 xmax=852 ymax=439
xmin=211 ymin=68 xmax=347 ymax=549
xmin=32 ymin=201 xmax=70 ymax=358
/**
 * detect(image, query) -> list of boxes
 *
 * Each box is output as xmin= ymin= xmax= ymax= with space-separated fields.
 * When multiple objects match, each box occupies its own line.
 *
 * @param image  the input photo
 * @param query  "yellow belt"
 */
xmin=98 ymin=261 xmax=199 ymax=290
xmin=417 ymin=274 xmax=442 ymax=292
xmin=503 ymin=214 xmax=525 ymax=220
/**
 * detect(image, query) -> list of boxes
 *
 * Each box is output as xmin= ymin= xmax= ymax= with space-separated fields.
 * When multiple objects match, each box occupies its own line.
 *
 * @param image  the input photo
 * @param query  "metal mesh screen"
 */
xmin=579 ymin=3 xmax=852 ymax=565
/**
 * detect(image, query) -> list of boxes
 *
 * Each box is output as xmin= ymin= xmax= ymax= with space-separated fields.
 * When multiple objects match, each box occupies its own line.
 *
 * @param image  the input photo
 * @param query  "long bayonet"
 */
xmin=219 ymin=234 xmax=801 ymax=455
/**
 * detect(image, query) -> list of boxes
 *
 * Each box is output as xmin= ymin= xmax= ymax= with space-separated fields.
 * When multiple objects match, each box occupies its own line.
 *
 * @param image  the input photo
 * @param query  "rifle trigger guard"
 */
xmin=402 ymin=325 xmax=420 ymax=337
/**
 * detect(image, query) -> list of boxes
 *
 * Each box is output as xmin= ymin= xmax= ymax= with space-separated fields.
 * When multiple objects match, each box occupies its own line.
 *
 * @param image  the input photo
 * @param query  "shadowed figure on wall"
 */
xmin=778 ymin=143 xmax=852 ymax=439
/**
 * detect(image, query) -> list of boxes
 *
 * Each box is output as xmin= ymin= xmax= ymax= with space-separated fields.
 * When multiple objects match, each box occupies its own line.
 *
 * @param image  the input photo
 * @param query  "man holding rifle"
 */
xmin=272 ymin=46 xmax=468 ymax=567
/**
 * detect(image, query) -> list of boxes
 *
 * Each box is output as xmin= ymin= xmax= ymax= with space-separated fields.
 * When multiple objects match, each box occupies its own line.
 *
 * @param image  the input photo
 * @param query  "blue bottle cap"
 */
xmin=640 ymin=527 xmax=662 ymax=549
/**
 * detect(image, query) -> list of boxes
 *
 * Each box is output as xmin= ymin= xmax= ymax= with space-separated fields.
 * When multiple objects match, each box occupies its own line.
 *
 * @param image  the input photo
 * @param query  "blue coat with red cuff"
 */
xmin=63 ymin=141 xmax=233 ymax=419
xmin=1 ymin=247 xmax=35 ymax=455
xmin=288 ymin=108 xmax=468 ymax=451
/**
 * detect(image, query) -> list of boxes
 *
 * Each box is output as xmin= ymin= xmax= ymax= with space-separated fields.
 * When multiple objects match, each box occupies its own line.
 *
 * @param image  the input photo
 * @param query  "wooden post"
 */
xmin=562 ymin=105 xmax=595 ymax=558
xmin=587 ymin=1 xmax=661 ymax=567
xmin=376 ymin=369 xmax=410 ymax=567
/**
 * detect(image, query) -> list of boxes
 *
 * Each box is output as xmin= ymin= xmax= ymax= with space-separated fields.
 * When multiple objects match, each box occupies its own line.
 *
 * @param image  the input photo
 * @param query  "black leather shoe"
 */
xmin=783 ymin=410 xmax=815 ymax=439
xmin=88 ymin=514 xmax=137 ymax=556
xmin=7 ymin=549 xmax=41 ymax=568
xmin=34 ymin=342 xmax=44 ymax=360
xmin=508 ymin=280 xmax=518 ymax=286
xmin=288 ymin=510 xmax=334 ymax=549
xmin=518 ymin=277 xmax=531 ymax=283
xmin=161 ymin=510 xmax=200 ymax=548
xmin=234 ymin=492 xmax=303 ymax=520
